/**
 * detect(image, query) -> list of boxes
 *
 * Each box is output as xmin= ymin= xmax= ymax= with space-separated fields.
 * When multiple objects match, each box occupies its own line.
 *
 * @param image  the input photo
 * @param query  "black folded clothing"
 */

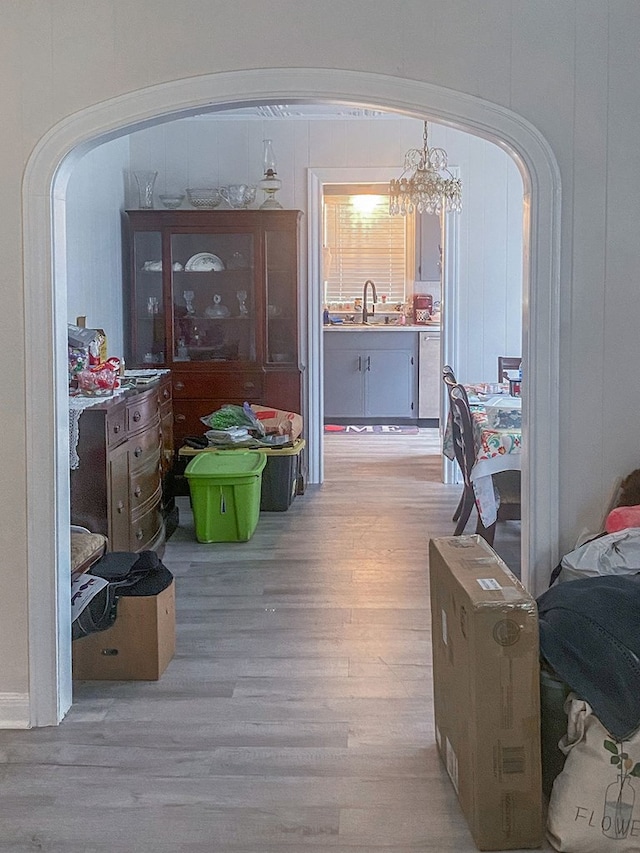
xmin=121 ymin=565 xmax=173 ymax=597
xmin=183 ymin=434 xmax=209 ymax=449
xmin=90 ymin=550 xmax=160 ymax=583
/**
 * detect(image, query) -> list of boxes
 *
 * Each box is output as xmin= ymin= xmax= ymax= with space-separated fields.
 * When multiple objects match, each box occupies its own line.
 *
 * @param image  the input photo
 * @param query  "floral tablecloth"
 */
xmin=443 ymin=385 xmax=522 ymax=526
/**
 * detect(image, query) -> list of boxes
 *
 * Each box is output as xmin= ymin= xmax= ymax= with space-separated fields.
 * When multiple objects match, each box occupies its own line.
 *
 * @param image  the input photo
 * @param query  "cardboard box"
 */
xmin=72 ymin=580 xmax=175 ymax=681
xmin=429 ymin=536 xmax=543 ymax=850
xmin=250 ymin=404 xmax=303 ymax=441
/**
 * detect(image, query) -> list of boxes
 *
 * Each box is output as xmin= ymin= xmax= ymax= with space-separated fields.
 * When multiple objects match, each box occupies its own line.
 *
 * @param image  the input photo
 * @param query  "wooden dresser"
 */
xmin=70 ymin=374 xmax=172 ymax=554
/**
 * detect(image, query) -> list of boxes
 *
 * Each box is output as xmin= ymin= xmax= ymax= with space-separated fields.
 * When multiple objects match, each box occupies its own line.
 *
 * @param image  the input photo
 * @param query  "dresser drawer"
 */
xmin=128 ymin=425 xmax=162 ymax=472
xmin=171 ymin=371 xmax=263 ymax=400
xmin=130 ymin=502 xmax=163 ymax=551
xmin=130 ymin=452 xmax=162 ymax=512
xmin=158 ymin=376 xmax=172 ymax=408
xmin=126 ymin=390 xmax=160 ymax=433
xmin=106 ymin=406 xmax=127 ymax=447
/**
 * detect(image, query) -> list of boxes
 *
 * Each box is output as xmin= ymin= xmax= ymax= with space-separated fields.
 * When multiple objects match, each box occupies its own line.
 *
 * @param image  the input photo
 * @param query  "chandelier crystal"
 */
xmin=389 ymin=121 xmax=462 ymax=216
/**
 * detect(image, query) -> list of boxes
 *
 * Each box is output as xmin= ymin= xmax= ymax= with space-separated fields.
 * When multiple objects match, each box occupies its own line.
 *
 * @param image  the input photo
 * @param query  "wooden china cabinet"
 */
xmin=124 ymin=209 xmax=303 ymax=450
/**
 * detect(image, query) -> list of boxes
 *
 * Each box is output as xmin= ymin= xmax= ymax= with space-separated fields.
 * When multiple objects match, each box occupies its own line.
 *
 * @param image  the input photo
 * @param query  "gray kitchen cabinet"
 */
xmin=324 ymin=330 xmax=417 ymax=419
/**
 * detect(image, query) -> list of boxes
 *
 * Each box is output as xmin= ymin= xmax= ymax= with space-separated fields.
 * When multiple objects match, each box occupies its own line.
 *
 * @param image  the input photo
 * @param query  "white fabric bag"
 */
xmin=547 ymin=695 xmax=640 ymax=852
xmin=557 ymin=528 xmax=640 ymax=583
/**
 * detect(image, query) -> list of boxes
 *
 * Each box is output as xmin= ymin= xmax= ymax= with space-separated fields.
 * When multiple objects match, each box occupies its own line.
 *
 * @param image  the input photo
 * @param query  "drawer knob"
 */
xmin=175 ymin=413 xmax=186 ymax=423
xmin=135 ymin=528 xmax=144 ymax=541
xmin=134 ymin=485 xmax=142 ymax=497
xmin=175 ymin=381 xmax=185 ymax=391
xmin=133 ymin=411 xmax=141 ymax=422
xmin=163 ymin=389 xmax=170 ymax=399
xmin=113 ymin=424 xmax=121 ymax=434
xmin=134 ymin=446 xmax=143 ymax=457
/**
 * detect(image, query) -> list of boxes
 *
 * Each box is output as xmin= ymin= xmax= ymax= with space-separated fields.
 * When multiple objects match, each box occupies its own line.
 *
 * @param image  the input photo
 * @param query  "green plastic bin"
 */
xmin=184 ymin=451 xmax=267 ymax=543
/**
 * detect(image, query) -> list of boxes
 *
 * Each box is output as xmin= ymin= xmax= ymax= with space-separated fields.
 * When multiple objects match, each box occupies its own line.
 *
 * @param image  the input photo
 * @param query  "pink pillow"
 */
xmin=605 ymin=504 xmax=640 ymax=533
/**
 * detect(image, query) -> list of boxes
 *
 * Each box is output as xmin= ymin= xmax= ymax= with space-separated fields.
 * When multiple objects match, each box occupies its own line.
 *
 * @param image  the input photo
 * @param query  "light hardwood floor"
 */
xmin=0 ymin=430 xmax=534 ymax=852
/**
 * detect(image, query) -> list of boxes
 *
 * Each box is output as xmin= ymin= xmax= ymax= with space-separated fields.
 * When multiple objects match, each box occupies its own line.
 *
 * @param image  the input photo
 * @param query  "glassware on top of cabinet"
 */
xmin=133 ymin=170 xmax=158 ymax=209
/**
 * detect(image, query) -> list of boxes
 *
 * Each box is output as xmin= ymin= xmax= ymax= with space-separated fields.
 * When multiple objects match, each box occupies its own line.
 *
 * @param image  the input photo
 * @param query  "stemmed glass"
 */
xmin=183 ymin=290 xmax=195 ymax=315
xmin=237 ymin=290 xmax=248 ymax=315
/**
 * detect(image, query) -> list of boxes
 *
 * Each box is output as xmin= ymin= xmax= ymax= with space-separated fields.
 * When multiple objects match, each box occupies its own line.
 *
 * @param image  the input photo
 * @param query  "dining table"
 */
xmin=443 ymin=383 xmax=522 ymax=527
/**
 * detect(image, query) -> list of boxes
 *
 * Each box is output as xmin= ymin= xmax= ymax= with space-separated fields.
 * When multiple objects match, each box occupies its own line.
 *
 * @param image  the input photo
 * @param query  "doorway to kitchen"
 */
xmin=308 ymin=166 xmax=458 ymax=482
xmin=22 ymin=68 xmax=560 ymax=727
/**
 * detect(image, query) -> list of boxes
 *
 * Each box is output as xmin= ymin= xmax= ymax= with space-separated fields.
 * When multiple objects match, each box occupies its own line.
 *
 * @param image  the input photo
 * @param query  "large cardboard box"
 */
xmin=429 ymin=536 xmax=543 ymax=850
xmin=72 ymin=580 xmax=176 ymax=681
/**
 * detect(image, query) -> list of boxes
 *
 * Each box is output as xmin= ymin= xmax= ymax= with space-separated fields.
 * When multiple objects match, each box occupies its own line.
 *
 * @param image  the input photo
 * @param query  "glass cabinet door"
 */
xmin=265 ymin=228 xmax=297 ymax=364
xmin=170 ymin=232 xmax=256 ymax=364
xmin=131 ymin=231 xmax=166 ymax=365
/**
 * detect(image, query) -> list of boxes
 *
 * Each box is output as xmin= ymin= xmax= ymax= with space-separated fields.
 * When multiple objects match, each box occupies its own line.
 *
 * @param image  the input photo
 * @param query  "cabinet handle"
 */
xmin=163 ymin=389 xmax=170 ymax=399
xmin=113 ymin=424 xmax=121 ymax=434
xmin=366 ymin=356 xmax=371 ymax=371
xmin=134 ymin=485 xmax=142 ymax=497
xmin=244 ymin=381 xmax=255 ymax=389
xmin=135 ymin=528 xmax=144 ymax=541
xmin=357 ymin=356 xmax=362 ymax=372
xmin=175 ymin=414 xmax=186 ymax=423
xmin=132 ymin=411 xmax=141 ymax=422
xmin=134 ymin=446 xmax=143 ymax=457
xmin=116 ymin=501 xmax=124 ymax=514
xmin=175 ymin=381 xmax=185 ymax=391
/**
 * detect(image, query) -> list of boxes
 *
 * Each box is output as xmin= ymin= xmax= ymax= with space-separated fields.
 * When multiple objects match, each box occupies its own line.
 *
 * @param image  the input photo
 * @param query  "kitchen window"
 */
xmin=322 ymin=184 xmax=415 ymax=306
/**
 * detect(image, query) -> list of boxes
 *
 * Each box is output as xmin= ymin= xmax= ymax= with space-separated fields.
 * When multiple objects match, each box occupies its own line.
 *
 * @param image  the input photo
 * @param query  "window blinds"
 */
xmin=323 ymin=193 xmax=412 ymax=305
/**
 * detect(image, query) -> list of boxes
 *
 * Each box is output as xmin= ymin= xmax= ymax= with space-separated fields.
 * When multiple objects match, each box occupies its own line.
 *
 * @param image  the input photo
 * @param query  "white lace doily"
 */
xmin=68 ymin=395 xmax=115 ymax=469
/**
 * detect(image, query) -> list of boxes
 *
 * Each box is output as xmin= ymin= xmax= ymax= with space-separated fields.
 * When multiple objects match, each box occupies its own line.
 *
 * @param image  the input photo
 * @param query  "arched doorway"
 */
xmin=23 ymin=68 xmax=560 ymax=726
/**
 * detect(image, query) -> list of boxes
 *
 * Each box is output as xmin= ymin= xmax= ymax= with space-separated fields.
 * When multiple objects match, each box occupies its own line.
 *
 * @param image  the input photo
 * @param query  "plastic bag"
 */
xmin=555 ymin=528 xmax=640 ymax=584
xmin=200 ymin=403 xmax=264 ymax=435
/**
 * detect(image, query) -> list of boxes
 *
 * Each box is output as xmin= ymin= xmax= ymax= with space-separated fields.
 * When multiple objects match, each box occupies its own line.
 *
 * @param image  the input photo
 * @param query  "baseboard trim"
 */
xmin=0 ymin=693 xmax=30 ymax=728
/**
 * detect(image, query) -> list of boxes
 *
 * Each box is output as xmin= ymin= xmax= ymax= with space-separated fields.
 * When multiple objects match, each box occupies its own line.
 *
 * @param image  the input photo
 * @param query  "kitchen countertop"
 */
xmin=324 ymin=323 xmax=440 ymax=332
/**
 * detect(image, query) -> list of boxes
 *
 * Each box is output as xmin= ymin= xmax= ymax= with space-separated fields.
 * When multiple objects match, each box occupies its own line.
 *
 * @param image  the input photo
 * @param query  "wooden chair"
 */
xmin=477 ymin=470 xmax=522 ymax=546
xmin=70 ymin=524 xmax=108 ymax=579
xmin=498 ymin=356 xmax=522 ymax=382
xmin=447 ymin=381 xmax=522 ymax=543
xmin=442 ymin=364 xmax=457 ymax=384
xmin=443 ymin=366 xmax=465 ymax=523
xmin=447 ymin=382 xmax=479 ymax=535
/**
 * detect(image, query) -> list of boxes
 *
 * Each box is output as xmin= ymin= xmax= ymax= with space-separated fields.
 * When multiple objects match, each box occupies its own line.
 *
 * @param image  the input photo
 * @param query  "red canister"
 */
xmin=413 ymin=294 xmax=433 ymax=325
xmin=509 ymin=378 xmax=521 ymax=397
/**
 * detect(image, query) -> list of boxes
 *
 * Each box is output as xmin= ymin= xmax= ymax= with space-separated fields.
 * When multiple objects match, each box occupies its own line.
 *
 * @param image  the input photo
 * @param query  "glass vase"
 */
xmin=133 ymin=170 xmax=158 ymax=209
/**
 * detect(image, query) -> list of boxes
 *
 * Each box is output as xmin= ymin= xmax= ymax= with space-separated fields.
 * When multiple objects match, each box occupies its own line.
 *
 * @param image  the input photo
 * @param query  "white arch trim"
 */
xmin=21 ymin=68 xmax=560 ymax=727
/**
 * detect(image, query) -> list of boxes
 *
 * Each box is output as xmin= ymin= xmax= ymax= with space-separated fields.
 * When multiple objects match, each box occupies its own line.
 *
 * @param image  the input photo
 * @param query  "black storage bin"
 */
xmin=260 ymin=439 xmax=305 ymax=512
xmin=540 ymin=665 xmax=571 ymax=799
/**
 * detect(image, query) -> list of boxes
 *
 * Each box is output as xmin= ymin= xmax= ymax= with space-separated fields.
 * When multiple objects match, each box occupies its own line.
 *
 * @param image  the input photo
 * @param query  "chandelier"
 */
xmin=389 ymin=121 xmax=462 ymax=216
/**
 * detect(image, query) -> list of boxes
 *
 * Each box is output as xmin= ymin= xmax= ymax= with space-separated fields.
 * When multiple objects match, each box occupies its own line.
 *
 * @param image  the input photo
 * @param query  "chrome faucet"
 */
xmin=362 ymin=279 xmax=378 ymax=324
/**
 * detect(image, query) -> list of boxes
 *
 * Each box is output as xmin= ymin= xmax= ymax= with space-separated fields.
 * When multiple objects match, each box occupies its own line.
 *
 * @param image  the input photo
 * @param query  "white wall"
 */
xmin=66 ymin=137 xmax=129 ymax=356
xmin=128 ymin=115 xmax=523 ymax=381
xmin=2 ymin=0 xmax=640 ymax=721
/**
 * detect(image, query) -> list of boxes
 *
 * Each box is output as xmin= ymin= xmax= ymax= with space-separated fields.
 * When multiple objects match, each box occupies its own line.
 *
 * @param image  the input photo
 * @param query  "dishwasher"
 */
xmin=418 ymin=330 xmax=441 ymax=420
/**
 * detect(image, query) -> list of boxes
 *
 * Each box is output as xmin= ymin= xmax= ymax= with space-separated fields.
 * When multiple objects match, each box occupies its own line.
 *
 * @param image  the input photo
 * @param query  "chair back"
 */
xmin=498 ymin=356 xmax=522 ymax=382
xmin=448 ymin=383 xmax=476 ymax=488
xmin=443 ymin=364 xmax=458 ymax=385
